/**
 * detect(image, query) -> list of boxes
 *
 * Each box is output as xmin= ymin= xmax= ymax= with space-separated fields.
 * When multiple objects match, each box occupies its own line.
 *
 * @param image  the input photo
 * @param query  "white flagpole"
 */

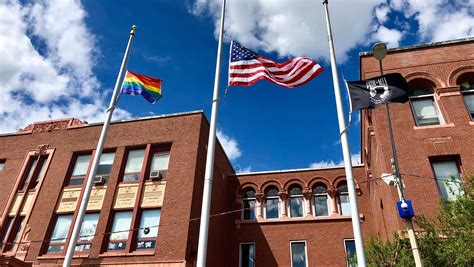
xmin=63 ymin=25 xmax=138 ymax=267
xmin=322 ymin=1 xmax=367 ymax=266
xmin=196 ymin=0 xmax=226 ymax=266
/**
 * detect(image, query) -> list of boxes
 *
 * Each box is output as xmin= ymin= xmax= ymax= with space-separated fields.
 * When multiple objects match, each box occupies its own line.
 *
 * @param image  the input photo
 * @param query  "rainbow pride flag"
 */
xmin=121 ymin=71 xmax=162 ymax=104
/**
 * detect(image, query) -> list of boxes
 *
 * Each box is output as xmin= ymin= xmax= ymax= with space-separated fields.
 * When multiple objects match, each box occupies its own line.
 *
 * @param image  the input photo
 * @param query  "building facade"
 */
xmin=0 ymin=38 xmax=472 ymax=266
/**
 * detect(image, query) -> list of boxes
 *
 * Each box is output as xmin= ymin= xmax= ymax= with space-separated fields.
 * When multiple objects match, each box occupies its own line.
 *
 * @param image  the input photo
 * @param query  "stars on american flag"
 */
xmin=230 ymin=41 xmax=258 ymax=62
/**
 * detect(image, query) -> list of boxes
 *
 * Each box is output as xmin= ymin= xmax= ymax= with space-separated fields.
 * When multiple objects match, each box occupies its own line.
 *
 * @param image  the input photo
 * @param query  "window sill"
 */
xmin=413 ymin=123 xmax=454 ymax=130
xmin=236 ymin=213 xmax=363 ymax=225
xmin=37 ymin=253 xmax=89 ymax=260
xmin=99 ymin=250 xmax=155 ymax=257
xmin=469 ymin=121 xmax=474 ymax=126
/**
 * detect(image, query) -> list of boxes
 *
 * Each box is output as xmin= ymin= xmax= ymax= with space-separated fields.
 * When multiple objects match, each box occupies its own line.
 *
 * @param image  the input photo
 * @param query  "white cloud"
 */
xmin=190 ymin=0 xmax=382 ymax=62
xmin=309 ymin=152 xmax=361 ymax=168
xmin=372 ymin=26 xmax=403 ymax=48
xmin=191 ymin=0 xmax=473 ymax=62
xmin=390 ymin=0 xmax=474 ymax=42
xmin=0 ymin=0 xmax=130 ymax=133
xmin=216 ymin=128 xmax=242 ymax=161
xmin=375 ymin=5 xmax=390 ymax=24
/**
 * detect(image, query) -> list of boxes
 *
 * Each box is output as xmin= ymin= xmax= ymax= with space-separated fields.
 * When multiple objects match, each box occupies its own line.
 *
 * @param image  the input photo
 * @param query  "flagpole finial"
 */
xmin=131 ymin=25 xmax=138 ymax=35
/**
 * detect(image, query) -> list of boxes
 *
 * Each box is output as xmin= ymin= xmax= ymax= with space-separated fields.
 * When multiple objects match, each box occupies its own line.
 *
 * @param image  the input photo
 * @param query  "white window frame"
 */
xmin=338 ymin=188 xmax=351 ymax=216
xmin=288 ymin=186 xmax=305 ymax=218
xmin=239 ymin=242 xmax=256 ymax=267
xmin=409 ymin=94 xmax=445 ymax=126
xmin=241 ymin=189 xmax=257 ymax=221
xmin=290 ymin=240 xmax=308 ymax=267
xmin=430 ymin=159 xmax=463 ymax=201
xmin=312 ymin=187 xmax=330 ymax=217
xmin=343 ymin=239 xmax=357 ymax=267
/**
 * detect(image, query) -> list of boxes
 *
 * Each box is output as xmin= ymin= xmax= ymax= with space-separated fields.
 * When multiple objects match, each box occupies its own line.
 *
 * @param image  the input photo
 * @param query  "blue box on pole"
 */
xmin=396 ymin=200 xmax=415 ymax=218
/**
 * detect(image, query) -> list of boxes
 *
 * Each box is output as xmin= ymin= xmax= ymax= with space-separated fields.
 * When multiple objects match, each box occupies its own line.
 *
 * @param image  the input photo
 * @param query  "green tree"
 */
xmin=366 ymin=176 xmax=474 ymax=266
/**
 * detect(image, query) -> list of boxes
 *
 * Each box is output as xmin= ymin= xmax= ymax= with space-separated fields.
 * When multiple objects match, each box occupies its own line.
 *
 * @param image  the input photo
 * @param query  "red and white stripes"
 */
xmin=229 ymin=56 xmax=323 ymax=88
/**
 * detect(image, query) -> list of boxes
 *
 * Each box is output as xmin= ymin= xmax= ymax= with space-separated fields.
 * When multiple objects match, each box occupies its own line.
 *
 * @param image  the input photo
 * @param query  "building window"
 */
xmin=96 ymin=152 xmax=115 ymax=183
xmin=68 ymin=154 xmax=92 ymax=186
xmin=136 ymin=209 xmax=161 ymax=250
xmin=148 ymin=153 xmax=170 ymax=180
xmin=409 ymin=84 xmax=442 ymax=126
xmin=242 ymin=188 xmax=256 ymax=221
xmin=47 ymin=214 xmax=73 ymax=253
xmin=75 ymin=213 xmax=100 ymax=252
xmin=290 ymin=241 xmax=308 ymax=267
xmin=338 ymin=183 xmax=351 ymax=216
xmin=0 ymin=160 xmax=5 ymax=172
xmin=123 ymin=149 xmax=145 ymax=182
xmin=313 ymin=184 xmax=329 ymax=216
xmin=431 ymin=160 xmax=463 ymax=200
xmin=108 ymin=211 xmax=133 ymax=251
xmin=18 ymin=157 xmax=46 ymax=192
xmin=1 ymin=216 xmax=24 ymax=251
xmin=240 ymin=243 xmax=255 ymax=267
xmin=288 ymin=185 xmax=304 ymax=218
xmin=460 ymin=82 xmax=474 ymax=120
xmin=264 ymin=186 xmax=280 ymax=219
xmin=344 ymin=239 xmax=357 ymax=267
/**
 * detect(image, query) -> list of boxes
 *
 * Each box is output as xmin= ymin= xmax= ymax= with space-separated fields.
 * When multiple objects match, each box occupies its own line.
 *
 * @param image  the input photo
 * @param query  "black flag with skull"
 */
xmin=346 ymin=73 xmax=409 ymax=110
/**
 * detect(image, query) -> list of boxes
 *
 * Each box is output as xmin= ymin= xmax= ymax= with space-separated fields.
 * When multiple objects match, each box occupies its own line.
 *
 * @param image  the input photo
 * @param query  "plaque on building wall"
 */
xmin=20 ymin=192 xmax=35 ymax=215
xmin=56 ymin=188 xmax=81 ymax=212
xmin=141 ymin=182 xmax=166 ymax=207
xmin=86 ymin=186 xmax=107 ymax=210
xmin=9 ymin=193 xmax=24 ymax=216
xmin=114 ymin=183 xmax=139 ymax=209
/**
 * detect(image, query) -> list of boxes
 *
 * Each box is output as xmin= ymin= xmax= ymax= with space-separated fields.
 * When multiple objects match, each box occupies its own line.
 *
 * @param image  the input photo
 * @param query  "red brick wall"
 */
xmin=229 ymin=166 xmax=376 ymax=266
xmin=360 ymin=40 xmax=474 ymax=239
xmin=0 ymin=112 xmax=206 ymax=265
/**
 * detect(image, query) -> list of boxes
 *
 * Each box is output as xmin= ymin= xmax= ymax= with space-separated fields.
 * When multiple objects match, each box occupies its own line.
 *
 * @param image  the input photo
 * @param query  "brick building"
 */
xmin=0 ymin=37 xmax=472 ymax=266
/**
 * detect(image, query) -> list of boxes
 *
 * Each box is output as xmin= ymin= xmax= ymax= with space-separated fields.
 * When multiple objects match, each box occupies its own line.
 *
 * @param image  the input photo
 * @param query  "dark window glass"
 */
xmin=289 ymin=185 xmax=304 ymax=218
xmin=20 ymin=158 xmax=38 ymax=191
xmin=0 ymin=161 xmax=5 ymax=172
xmin=242 ymin=188 xmax=256 ymax=221
xmin=291 ymin=241 xmax=307 ymax=267
xmin=240 ymin=243 xmax=255 ymax=267
xmin=345 ymin=240 xmax=357 ymax=267
xmin=265 ymin=186 xmax=279 ymax=219
xmin=313 ymin=184 xmax=329 ymax=216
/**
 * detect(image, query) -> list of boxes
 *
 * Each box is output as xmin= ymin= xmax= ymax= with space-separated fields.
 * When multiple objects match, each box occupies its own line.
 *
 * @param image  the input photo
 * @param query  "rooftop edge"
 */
xmin=359 ymin=37 xmax=474 ymax=57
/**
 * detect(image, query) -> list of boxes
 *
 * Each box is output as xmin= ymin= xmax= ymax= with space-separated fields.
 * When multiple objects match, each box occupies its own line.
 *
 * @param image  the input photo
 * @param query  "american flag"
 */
xmin=228 ymin=41 xmax=323 ymax=88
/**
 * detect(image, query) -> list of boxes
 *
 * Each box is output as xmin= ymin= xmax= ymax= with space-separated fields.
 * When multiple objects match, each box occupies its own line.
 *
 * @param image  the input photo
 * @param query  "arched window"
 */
xmin=288 ymin=185 xmax=304 ymax=218
xmin=337 ymin=183 xmax=351 ymax=216
xmin=242 ymin=188 xmax=256 ymax=221
xmin=408 ymin=78 xmax=442 ymax=126
xmin=313 ymin=184 xmax=329 ymax=216
xmin=457 ymin=72 xmax=474 ymax=120
xmin=264 ymin=186 xmax=280 ymax=219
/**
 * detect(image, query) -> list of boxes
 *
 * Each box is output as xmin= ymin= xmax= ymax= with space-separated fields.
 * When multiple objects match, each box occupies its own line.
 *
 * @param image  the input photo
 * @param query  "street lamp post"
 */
xmin=372 ymin=42 xmax=423 ymax=267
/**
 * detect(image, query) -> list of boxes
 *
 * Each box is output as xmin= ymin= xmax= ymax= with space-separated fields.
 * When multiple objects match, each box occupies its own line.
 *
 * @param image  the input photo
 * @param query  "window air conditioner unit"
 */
xmin=149 ymin=171 xmax=162 ymax=180
xmin=93 ymin=175 xmax=106 ymax=185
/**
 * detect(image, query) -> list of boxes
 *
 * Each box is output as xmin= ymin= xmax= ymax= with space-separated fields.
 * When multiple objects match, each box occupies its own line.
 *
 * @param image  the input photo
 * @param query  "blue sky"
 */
xmin=0 ymin=0 xmax=473 ymax=172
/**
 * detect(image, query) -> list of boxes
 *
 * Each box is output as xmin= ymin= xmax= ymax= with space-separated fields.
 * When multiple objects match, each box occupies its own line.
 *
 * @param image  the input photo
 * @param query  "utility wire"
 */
xmin=0 ymin=173 xmax=467 ymax=246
